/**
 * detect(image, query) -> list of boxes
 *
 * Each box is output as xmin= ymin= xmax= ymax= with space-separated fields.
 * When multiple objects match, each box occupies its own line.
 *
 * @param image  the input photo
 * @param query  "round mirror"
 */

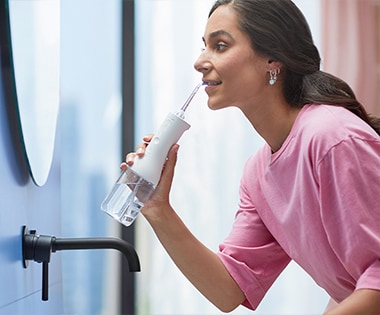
xmin=6 ymin=0 xmax=60 ymax=186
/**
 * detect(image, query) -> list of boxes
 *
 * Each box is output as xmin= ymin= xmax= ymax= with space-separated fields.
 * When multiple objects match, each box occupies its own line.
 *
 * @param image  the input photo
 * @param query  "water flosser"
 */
xmin=101 ymin=83 xmax=203 ymax=226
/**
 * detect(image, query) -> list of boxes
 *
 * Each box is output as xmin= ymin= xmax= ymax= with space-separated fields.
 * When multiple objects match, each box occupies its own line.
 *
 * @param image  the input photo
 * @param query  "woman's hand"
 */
xmin=120 ymin=135 xmax=180 ymax=223
xmin=120 ymin=134 xmax=153 ymax=170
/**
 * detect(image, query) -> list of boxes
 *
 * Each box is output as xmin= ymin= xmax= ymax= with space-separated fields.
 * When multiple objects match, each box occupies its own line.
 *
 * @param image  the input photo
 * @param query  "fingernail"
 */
xmin=126 ymin=156 xmax=133 ymax=164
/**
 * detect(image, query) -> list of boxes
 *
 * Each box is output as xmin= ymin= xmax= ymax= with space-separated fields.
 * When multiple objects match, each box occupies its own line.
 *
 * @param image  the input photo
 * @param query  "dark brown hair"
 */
xmin=210 ymin=0 xmax=380 ymax=135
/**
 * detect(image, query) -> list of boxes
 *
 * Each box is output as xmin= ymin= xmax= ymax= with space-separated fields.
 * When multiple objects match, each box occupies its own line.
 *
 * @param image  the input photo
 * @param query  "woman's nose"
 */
xmin=194 ymin=52 xmax=210 ymax=74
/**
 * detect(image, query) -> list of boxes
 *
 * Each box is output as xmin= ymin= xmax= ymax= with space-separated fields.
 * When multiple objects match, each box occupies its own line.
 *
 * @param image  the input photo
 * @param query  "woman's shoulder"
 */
xmin=294 ymin=104 xmax=380 ymax=160
xmin=297 ymin=104 xmax=378 ymax=141
xmin=243 ymin=104 xmax=380 ymax=172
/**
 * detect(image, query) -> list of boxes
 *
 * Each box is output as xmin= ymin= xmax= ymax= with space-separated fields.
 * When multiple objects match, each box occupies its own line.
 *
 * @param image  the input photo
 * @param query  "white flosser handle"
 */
xmin=131 ymin=112 xmax=190 ymax=185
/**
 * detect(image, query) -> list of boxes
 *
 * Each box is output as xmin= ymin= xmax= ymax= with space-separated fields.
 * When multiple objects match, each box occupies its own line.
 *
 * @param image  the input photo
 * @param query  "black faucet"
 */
xmin=22 ymin=225 xmax=140 ymax=301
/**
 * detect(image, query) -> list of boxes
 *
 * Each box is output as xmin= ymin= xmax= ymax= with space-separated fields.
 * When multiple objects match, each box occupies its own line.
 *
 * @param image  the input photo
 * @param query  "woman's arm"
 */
xmin=324 ymin=289 xmax=380 ymax=315
xmin=125 ymin=144 xmax=245 ymax=312
xmin=147 ymin=202 xmax=245 ymax=312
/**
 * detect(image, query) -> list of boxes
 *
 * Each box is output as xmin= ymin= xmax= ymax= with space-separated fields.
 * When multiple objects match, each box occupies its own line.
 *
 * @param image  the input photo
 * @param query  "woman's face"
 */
xmin=194 ymin=5 xmax=271 ymax=112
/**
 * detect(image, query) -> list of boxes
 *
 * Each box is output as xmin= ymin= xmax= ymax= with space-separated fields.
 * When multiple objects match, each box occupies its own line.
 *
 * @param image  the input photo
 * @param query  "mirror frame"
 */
xmin=4 ymin=0 xmax=60 ymax=186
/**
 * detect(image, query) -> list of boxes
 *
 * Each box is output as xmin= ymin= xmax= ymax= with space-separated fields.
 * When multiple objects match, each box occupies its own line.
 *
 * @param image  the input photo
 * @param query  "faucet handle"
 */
xmin=42 ymin=262 xmax=49 ymax=301
xmin=22 ymin=226 xmax=52 ymax=301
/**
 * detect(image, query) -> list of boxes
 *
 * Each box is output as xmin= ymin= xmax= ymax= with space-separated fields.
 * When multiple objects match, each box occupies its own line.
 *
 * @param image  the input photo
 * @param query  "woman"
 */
xmin=123 ymin=0 xmax=380 ymax=313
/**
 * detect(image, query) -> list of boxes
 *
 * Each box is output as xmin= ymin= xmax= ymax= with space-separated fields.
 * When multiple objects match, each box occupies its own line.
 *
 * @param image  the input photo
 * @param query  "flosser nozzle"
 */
xmin=177 ymin=82 xmax=204 ymax=118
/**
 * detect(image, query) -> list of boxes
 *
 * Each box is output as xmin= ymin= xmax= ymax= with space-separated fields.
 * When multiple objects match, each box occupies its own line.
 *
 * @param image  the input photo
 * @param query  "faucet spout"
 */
xmin=52 ymin=237 xmax=140 ymax=272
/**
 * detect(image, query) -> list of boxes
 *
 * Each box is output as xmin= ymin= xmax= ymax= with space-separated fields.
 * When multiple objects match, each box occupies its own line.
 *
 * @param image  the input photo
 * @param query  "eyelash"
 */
xmin=201 ymin=42 xmax=228 ymax=53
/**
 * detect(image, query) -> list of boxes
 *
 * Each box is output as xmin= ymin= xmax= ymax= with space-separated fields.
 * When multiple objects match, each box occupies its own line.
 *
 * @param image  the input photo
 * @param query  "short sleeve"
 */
xmin=356 ymin=259 xmax=380 ymax=291
xmin=318 ymin=137 xmax=380 ymax=293
xmin=217 ymin=167 xmax=291 ymax=310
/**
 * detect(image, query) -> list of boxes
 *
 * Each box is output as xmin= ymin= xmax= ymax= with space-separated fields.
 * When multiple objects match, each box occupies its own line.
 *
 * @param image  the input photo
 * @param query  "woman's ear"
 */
xmin=267 ymin=60 xmax=283 ymax=71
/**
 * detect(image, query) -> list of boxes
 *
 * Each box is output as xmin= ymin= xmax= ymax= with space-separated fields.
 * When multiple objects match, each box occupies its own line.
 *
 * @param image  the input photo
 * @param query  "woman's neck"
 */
xmin=244 ymin=99 xmax=301 ymax=153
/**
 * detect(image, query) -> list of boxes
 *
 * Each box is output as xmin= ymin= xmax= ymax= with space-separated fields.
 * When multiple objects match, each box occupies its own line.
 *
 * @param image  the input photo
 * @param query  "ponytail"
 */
xmin=297 ymin=71 xmax=380 ymax=136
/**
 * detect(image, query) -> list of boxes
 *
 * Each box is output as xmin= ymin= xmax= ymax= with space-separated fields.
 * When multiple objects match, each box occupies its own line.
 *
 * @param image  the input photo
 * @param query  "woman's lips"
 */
xmin=203 ymin=80 xmax=222 ymax=86
xmin=203 ymin=81 xmax=221 ymax=93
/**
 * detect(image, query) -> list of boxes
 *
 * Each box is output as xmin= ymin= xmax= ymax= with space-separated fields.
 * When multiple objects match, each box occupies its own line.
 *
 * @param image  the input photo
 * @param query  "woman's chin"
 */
xmin=207 ymin=104 xmax=218 ymax=111
xmin=207 ymin=100 xmax=231 ymax=111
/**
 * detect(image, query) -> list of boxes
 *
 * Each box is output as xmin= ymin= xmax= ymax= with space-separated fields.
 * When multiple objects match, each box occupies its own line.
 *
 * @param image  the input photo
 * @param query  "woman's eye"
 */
xmin=200 ymin=42 xmax=227 ymax=53
xmin=216 ymin=43 xmax=227 ymax=51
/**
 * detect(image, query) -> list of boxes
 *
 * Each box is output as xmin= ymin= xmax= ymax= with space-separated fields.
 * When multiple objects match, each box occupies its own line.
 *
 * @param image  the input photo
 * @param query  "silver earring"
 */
xmin=269 ymin=68 xmax=280 ymax=85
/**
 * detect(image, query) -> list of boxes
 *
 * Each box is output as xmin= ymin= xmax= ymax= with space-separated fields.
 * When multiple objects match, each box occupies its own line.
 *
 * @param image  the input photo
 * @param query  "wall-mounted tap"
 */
xmin=21 ymin=225 xmax=140 ymax=301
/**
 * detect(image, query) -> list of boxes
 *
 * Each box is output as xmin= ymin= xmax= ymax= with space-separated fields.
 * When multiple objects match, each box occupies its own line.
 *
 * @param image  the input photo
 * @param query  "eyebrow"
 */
xmin=202 ymin=30 xmax=234 ymax=44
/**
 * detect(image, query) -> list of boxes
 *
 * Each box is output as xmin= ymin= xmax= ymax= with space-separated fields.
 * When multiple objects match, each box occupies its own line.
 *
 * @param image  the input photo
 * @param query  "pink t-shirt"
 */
xmin=217 ymin=104 xmax=380 ymax=310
